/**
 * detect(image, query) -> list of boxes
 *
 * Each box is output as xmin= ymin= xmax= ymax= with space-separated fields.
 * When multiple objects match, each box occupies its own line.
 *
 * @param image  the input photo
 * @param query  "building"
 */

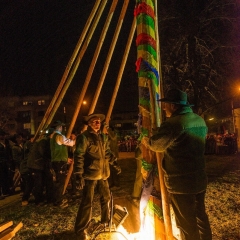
xmin=0 ymin=95 xmax=52 ymax=136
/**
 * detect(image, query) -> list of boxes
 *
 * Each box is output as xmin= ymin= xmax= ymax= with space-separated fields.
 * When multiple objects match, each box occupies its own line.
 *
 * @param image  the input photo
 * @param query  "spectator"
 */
xmin=50 ymin=121 xmax=75 ymax=208
xmin=0 ymin=129 xmax=12 ymax=199
xmin=12 ymin=134 xmax=24 ymax=192
xmin=20 ymin=135 xmax=34 ymax=206
xmin=27 ymin=129 xmax=54 ymax=206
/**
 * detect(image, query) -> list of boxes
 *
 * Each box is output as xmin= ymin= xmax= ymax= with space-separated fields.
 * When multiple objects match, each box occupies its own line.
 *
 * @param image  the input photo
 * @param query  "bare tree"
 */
xmin=158 ymin=0 xmax=240 ymax=114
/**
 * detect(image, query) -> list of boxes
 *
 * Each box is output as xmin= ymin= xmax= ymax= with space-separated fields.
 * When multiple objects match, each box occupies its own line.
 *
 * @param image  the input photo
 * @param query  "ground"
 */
xmin=0 ymin=152 xmax=239 ymax=240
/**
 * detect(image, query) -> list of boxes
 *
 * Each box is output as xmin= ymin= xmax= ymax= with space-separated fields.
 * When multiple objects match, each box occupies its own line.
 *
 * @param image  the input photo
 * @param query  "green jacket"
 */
xmin=50 ymin=132 xmax=68 ymax=162
xmin=74 ymin=127 xmax=116 ymax=180
xmin=147 ymin=106 xmax=208 ymax=194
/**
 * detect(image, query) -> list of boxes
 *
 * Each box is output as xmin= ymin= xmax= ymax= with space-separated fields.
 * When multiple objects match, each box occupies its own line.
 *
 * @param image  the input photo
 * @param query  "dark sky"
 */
xmin=0 ymin=0 xmax=138 ymax=113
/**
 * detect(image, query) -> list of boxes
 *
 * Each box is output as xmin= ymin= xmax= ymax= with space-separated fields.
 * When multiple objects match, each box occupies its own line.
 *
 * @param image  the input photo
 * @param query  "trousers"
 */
xmin=75 ymin=179 xmax=111 ymax=234
xmin=52 ymin=161 xmax=68 ymax=205
xmin=171 ymin=191 xmax=212 ymax=240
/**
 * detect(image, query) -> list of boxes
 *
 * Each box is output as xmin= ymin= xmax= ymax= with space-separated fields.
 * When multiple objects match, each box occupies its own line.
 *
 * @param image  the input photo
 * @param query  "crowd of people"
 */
xmin=205 ymin=133 xmax=238 ymax=155
xmin=0 ymin=121 xmax=76 ymax=207
xmin=3 ymin=89 xmax=237 ymax=239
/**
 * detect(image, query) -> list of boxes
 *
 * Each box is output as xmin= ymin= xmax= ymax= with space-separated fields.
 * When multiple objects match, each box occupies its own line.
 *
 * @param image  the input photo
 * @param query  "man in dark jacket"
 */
xmin=20 ymin=135 xmax=34 ymax=206
xmin=27 ymin=129 xmax=54 ymax=205
xmin=141 ymin=89 xmax=212 ymax=240
xmin=74 ymin=113 xmax=121 ymax=240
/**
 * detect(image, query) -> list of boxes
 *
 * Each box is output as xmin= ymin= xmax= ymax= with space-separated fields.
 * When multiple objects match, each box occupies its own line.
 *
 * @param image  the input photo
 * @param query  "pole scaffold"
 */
xmin=135 ymin=0 xmax=174 ymax=239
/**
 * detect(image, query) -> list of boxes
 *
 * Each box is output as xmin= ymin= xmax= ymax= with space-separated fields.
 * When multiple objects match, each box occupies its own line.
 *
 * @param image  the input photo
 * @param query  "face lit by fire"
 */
xmin=88 ymin=117 xmax=101 ymax=132
xmin=161 ymin=102 xmax=177 ymax=117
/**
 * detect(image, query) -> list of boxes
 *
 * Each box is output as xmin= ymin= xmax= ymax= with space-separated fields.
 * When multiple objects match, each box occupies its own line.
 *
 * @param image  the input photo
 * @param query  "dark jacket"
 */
xmin=27 ymin=136 xmax=51 ymax=170
xmin=146 ymin=106 xmax=208 ymax=194
xmin=74 ymin=127 xmax=116 ymax=180
xmin=12 ymin=143 xmax=24 ymax=169
xmin=20 ymin=140 xmax=33 ymax=174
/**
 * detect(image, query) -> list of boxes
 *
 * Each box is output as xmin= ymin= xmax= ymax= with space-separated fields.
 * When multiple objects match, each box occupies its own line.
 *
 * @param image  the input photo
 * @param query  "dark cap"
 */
xmin=157 ymin=89 xmax=194 ymax=106
xmin=51 ymin=120 xmax=66 ymax=128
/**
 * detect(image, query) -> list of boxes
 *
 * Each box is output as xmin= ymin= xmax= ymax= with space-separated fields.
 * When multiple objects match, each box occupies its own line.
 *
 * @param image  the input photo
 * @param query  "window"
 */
xmin=38 ymin=100 xmax=45 ymax=105
xmin=23 ymin=101 xmax=32 ymax=105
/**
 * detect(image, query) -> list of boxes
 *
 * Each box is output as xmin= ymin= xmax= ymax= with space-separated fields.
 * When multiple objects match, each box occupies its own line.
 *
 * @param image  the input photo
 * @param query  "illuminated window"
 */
xmin=23 ymin=101 xmax=32 ymax=105
xmin=38 ymin=100 xmax=45 ymax=105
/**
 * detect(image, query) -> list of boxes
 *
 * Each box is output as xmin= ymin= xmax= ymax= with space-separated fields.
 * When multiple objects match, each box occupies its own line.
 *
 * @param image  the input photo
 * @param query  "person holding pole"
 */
xmin=50 ymin=120 xmax=75 ymax=208
xmin=141 ymin=89 xmax=212 ymax=240
xmin=74 ymin=113 xmax=121 ymax=240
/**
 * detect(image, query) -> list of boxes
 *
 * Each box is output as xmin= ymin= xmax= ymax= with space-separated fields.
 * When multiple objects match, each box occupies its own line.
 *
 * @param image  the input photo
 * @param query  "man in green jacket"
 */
xmin=141 ymin=89 xmax=212 ymax=240
xmin=74 ymin=113 xmax=121 ymax=240
xmin=50 ymin=120 xmax=75 ymax=208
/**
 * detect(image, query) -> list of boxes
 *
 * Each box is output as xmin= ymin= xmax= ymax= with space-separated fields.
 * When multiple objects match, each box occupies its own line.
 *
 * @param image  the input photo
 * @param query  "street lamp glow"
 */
xmin=83 ymin=100 xmax=87 ymax=105
xmin=209 ymin=118 xmax=214 ymax=121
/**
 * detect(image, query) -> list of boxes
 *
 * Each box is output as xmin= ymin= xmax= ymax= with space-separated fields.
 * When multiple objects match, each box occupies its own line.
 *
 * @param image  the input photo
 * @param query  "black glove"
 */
xmin=113 ymin=162 xmax=121 ymax=175
xmin=75 ymin=174 xmax=85 ymax=190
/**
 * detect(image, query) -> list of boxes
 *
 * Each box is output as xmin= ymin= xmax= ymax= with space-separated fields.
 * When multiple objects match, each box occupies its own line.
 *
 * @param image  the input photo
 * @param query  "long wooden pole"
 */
xmin=67 ymin=0 xmax=118 ymax=137
xmin=62 ymin=0 xmax=115 ymax=195
xmin=105 ymin=17 xmax=136 ymax=124
xmin=44 ymin=0 xmax=108 ymax=135
xmin=85 ymin=0 xmax=130 ymax=122
xmin=33 ymin=1 xmax=100 ymax=141
xmin=154 ymin=0 xmax=174 ymax=238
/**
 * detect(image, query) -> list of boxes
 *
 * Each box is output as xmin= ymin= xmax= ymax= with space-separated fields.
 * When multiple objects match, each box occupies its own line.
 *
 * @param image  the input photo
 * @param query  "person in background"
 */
xmin=20 ymin=134 xmax=34 ymax=206
xmin=141 ymin=89 xmax=212 ymax=240
xmin=11 ymin=134 xmax=24 ymax=192
xmin=27 ymin=129 xmax=54 ymax=206
xmin=50 ymin=121 xmax=75 ymax=208
xmin=0 ymin=129 xmax=12 ymax=199
xmin=74 ymin=113 xmax=121 ymax=240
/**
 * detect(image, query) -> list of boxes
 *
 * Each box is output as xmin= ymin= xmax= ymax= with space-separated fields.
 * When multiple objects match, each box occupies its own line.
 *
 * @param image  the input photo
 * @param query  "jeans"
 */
xmin=75 ymin=179 xmax=111 ymax=234
xmin=171 ymin=191 xmax=212 ymax=240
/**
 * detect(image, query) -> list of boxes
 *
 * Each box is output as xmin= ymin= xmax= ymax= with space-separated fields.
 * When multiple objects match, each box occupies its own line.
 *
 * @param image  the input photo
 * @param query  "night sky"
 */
xmin=0 ymin=0 xmax=138 ymax=113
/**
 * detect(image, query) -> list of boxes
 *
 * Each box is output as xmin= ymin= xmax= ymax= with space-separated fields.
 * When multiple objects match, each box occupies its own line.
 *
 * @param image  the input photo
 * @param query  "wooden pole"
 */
xmin=67 ymin=0 xmax=118 ymax=137
xmin=85 ymin=0 xmax=130 ymax=121
xmin=62 ymin=0 xmax=115 ymax=195
xmin=153 ymin=0 xmax=174 ymax=239
xmin=33 ymin=1 xmax=100 ymax=141
xmin=43 ymin=0 xmax=108 ymax=135
xmin=105 ymin=17 xmax=136 ymax=124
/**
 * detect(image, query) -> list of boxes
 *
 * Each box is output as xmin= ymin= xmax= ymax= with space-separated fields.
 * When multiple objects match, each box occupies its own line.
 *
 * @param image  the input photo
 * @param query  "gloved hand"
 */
xmin=113 ymin=162 xmax=121 ymax=175
xmin=75 ymin=174 xmax=85 ymax=190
